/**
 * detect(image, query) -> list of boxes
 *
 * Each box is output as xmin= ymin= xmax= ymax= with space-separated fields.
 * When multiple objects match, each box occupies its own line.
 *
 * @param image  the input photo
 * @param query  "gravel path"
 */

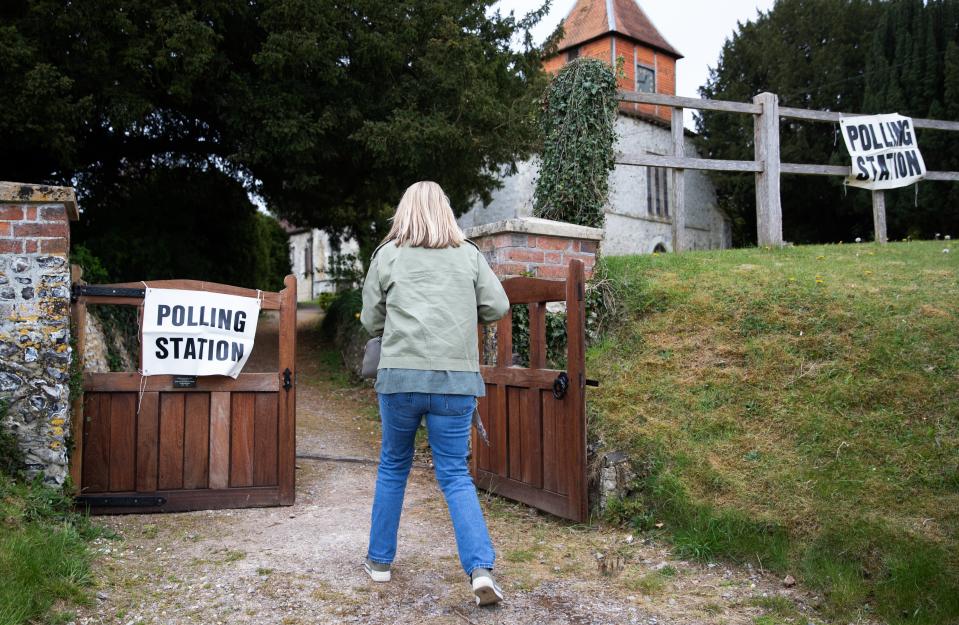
xmin=73 ymin=309 xmax=829 ymax=625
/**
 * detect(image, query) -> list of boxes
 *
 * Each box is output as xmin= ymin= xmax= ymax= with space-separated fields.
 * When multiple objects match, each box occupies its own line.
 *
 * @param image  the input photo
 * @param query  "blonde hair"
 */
xmin=385 ymin=181 xmax=465 ymax=248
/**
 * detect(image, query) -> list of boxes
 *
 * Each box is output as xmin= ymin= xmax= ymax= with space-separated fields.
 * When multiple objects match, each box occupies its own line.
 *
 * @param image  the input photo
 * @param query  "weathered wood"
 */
xmin=208 ymin=392 xmax=231 ymax=489
xmin=754 ymin=92 xmax=783 ymax=247
xmin=76 ymin=279 xmax=281 ymax=309
xmin=108 ymin=393 xmax=136 ymax=492
xmin=507 ymin=387 xmax=523 ymax=482
xmin=564 ymin=260 xmax=587 ymax=521
xmin=872 ymin=190 xmax=888 ymax=244
xmin=671 ymin=106 xmax=687 ymax=253
xmin=69 ymin=265 xmax=86 ymax=492
xmin=781 ymin=163 xmax=851 ymax=176
xmin=501 ymin=277 xmax=567 ymax=303
xmin=528 ymin=303 xmax=546 ymax=370
xmin=183 ymin=393 xmax=210 ymax=489
xmin=254 ymin=392 xmax=278 ymax=487
xmin=616 ymin=153 xmax=762 ymax=173
xmin=925 ymin=171 xmax=959 ymax=181
xmin=478 ymin=366 xmax=562 ymax=388
xmin=158 ymin=394 xmax=185 ymax=490
xmin=230 ymin=393 xmax=255 ymax=487
xmin=496 ymin=312 xmax=512 ymax=367
xmin=83 ymin=372 xmax=278 ymax=393
xmin=277 ymin=274 xmax=297 ymax=504
xmin=780 ymin=105 xmax=959 ymax=131
xmin=617 ymin=90 xmax=762 ymax=114
xmin=81 ymin=393 xmax=110 ymax=493
xmin=135 ymin=392 xmax=159 ymax=492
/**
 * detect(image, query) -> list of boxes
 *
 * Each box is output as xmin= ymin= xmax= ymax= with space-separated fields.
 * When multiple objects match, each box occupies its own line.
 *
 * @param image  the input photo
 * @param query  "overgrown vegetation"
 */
xmin=533 ymin=57 xmax=618 ymax=228
xmin=0 ymin=403 xmax=105 ymax=625
xmin=588 ymin=241 xmax=959 ymax=624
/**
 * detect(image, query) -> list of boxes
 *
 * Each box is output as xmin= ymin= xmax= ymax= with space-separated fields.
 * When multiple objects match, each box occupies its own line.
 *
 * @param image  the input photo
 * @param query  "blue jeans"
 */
xmin=367 ymin=392 xmax=496 ymax=577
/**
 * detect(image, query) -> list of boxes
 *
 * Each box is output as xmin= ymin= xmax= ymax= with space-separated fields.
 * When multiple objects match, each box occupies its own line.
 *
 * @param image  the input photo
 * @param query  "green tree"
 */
xmin=0 ymin=0 xmax=551 ymax=266
xmin=698 ymin=0 xmax=884 ymax=245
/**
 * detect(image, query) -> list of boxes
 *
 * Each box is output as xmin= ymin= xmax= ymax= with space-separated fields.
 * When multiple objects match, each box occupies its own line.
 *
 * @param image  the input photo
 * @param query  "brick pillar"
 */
xmin=464 ymin=217 xmax=603 ymax=280
xmin=0 ymin=182 xmax=78 ymax=486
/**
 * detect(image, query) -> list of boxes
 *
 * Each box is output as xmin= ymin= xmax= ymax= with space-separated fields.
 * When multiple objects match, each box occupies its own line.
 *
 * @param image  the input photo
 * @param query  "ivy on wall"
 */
xmin=533 ymin=57 xmax=618 ymax=229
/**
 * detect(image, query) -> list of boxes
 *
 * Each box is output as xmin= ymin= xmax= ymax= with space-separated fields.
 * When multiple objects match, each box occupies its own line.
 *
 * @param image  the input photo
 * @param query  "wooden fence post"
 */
xmin=753 ymin=92 xmax=783 ymax=247
xmin=871 ymin=190 xmax=888 ymax=243
xmin=671 ymin=107 xmax=686 ymax=252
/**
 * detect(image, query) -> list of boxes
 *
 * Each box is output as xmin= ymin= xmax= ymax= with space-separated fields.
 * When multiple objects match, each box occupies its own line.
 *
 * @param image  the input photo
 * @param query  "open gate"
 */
xmin=69 ymin=276 xmax=296 ymax=514
xmin=472 ymin=260 xmax=588 ymax=522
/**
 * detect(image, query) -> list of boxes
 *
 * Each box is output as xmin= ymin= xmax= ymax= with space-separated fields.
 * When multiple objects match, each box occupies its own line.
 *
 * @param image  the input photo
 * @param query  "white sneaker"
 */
xmin=470 ymin=568 xmax=503 ymax=606
xmin=364 ymin=558 xmax=391 ymax=582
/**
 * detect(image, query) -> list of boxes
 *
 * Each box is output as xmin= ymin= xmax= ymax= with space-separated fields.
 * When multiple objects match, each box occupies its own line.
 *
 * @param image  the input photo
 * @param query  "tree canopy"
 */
xmin=0 ymin=0 xmax=552 ymax=271
xmin=698 ymin=0 xmax=959 ymax=245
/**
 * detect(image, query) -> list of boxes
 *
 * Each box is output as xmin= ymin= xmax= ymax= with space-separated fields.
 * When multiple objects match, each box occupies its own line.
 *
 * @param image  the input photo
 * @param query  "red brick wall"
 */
xmin=472 ymin=232 xmax=598 ymax=280
xmin=0 ymin=203 xmax=70 ymax=255
xmin=544 ymin=35 xmax=679 ymax=123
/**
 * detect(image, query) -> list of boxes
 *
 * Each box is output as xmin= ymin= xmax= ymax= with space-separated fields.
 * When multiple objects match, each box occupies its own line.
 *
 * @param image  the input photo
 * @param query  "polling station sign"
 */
xmin=142 ymin=288 xmax=260 ymax=378
xmin=841 ymin=113 xmax=926 ymax=190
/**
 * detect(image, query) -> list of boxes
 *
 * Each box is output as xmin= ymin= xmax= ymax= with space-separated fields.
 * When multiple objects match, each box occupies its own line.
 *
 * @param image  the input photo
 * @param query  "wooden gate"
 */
xmin=69 ymin=276 xmax=296 ymax=514
xmin=472 ymin=260 xmax=588 ymax=522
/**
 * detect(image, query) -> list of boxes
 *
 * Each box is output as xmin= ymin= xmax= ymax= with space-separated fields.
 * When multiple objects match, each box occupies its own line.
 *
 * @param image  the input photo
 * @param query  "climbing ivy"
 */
xmin=533 ymin=57 xmax=618 ymax=229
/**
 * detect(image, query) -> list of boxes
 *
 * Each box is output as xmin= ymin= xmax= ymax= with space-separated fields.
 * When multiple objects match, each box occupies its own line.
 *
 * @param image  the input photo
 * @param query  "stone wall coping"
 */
xmin=0 ymin=181 xmax=78 ymax=220
xmin=464 ymin=217 xmax=604 ymax=241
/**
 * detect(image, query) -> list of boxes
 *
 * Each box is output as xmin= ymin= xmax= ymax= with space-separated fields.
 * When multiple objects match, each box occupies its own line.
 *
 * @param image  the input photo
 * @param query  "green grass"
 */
xmin=0 ymin=474 xmax=107 ymax=625
xmin=588 ymin=241 xmax=959 ymax=625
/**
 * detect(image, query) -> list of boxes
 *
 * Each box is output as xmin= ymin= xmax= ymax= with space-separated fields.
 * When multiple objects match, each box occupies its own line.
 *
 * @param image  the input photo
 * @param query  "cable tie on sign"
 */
xmin=136 ymin=370 xmax=147 ymax=415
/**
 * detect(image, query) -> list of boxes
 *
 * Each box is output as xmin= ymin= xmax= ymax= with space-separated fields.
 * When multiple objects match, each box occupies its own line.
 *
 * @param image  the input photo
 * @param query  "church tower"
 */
xmin=542 ymin=0 xmax=682 ymax=122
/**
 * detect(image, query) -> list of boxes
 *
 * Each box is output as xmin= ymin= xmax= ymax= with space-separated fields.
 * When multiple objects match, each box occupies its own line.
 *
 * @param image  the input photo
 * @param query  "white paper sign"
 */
xmin=840 ymin=113 xmax=926 ymax=190
xmin=142 ymin=288 xmax=260 ymax=378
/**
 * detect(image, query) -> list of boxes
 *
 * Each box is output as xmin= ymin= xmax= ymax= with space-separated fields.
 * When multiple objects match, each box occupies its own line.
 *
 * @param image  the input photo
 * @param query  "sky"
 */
xmin=492 ymin=0 xmax=777 ymax=128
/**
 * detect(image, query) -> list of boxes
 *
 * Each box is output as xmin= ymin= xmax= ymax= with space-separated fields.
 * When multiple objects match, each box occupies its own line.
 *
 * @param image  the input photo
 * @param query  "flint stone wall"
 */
xmin=0 ymin=182 xmax=78 ymax=486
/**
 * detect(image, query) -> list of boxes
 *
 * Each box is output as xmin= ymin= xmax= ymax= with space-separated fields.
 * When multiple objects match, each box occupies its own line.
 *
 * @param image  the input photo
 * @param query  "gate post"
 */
xmin=753 ymin=92 xmax=783 ymax=247
xmin=871 ymin=190 xmax=888 ymax=243
xmin=670 ymin=106 xmax=687 ymax=253
xmin=463 ymin=217 xmax=603 ymax=280
xmin=0 ymin=182 xmax=78 ymax=486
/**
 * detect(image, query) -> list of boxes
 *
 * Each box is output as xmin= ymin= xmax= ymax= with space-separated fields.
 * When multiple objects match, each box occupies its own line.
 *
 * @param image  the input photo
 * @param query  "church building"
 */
xmin=458 ymin=0 xmax=732 ymax=254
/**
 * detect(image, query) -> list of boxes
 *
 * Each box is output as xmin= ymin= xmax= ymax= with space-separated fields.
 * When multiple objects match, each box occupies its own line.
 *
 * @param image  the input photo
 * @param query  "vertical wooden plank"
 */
xmin=753 ymin=92 xmax=783 ymax=247
xmin=81 ymin=393 xmax=109 ymax=493
xmin=230 ymin=392 xmax=255 ymax=487
xmin=108 ymin=393 xmax=136 ymax=492
xmin=528 ymin=303 xmax=546 ymax=369
xmin=541 ymin=393 xmax=565 ymax=495
xmin=69 ymin=265 xmax=85 ymax=492
xmin=208 ymin=392 xmax=231 ymax=489
xmin=136 ymin=392 xmax=159 ymax=492
xmin=158 ymin=393 xmax=185 ymax=490
xmin=183 ymin=393 xmax=210 ymax=489
xmin=522 ymin=385 xmax=543 ymax=488
xmin=507 ymin=387 xmax=523 ymax=481
xmin=475 ymin=389 xmax=491 ymax=472
xmin=671 ymin=106 xmax=687 ymax=253
xmin=277 ymin=274 xmax=297 ymax=504
xmin=496 ymin=311 xmax=512 ymax=367
xmin=254 ymin=392 xmax=278 ymax=486
xmin=872 ymin=190 xmax=888 ymax=244
xmin=565 ymin=260 xmax=588 ymax=521
xmin=493 ymin=383 xmax=509 ymax=477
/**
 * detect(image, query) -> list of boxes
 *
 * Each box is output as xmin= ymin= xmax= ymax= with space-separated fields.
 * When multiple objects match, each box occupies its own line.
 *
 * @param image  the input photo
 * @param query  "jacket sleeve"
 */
xmin=360 ymin=254 xmax=386 ymax=336
xmin=475 ymin=251 xmax=510 ymax=323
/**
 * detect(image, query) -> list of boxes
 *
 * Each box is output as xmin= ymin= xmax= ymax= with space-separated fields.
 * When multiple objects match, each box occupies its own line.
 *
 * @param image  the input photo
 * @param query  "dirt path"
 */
xmin=74 ymin=309 xmax=826 ymax=625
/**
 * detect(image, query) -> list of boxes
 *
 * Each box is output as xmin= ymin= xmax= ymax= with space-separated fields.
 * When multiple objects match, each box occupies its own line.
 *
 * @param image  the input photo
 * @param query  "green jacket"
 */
xmin=360 ymin=240 xmax=510 ymax=372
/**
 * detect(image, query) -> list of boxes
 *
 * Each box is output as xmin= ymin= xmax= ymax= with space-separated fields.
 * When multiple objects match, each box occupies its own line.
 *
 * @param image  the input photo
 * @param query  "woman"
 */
xmin=360 ymin=180 xmax=510 ymax=606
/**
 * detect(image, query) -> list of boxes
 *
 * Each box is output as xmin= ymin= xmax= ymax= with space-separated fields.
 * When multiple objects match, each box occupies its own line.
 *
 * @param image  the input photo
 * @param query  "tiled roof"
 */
xmin=555 ymin=0 xmax=682 ymax=59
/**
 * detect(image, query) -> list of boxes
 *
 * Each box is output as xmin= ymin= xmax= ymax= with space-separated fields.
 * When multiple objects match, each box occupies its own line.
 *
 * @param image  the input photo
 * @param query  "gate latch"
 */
xmin=552 ymin=372 xmax=569 ymax=399
xmin=282 ymin=368 xmax=293 ymax=391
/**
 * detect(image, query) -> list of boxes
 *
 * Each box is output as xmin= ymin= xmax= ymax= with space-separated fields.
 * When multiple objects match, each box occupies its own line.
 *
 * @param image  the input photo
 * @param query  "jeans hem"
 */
xmin=467 ymin=562 xmax=496 ymax=577
xmin=366 ymin=554 xmax=392 ymax=566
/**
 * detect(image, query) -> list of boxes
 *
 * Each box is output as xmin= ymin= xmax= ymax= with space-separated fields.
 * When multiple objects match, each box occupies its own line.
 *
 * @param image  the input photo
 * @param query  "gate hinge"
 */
xmin=283 ymin=368 xmax=293 ymax=391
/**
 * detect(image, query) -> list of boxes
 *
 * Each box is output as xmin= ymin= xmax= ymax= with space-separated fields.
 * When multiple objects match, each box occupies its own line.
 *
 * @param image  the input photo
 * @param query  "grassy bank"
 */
xmin=587 ymin=241 xmax=958 ymax=625
xmin=0 ymin=421 xmax=105 ymax=625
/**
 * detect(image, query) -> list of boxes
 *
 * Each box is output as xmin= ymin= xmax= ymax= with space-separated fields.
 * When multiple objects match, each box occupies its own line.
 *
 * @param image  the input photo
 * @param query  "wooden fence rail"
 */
xmin=616 ymin=90 xmax=959 ymax=247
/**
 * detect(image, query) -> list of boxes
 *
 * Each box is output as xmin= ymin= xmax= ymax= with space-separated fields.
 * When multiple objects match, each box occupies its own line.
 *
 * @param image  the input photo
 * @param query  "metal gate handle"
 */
xmin=552 ymin=372 xmax=569 ymax=399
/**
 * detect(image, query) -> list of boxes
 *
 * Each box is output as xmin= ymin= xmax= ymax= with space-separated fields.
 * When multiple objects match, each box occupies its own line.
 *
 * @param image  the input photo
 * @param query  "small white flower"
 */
xmin=944 ymin=248 xmax=951 ymax=254
xmin=946 ymin=235 xmax=952 ymax=241
xmin=855 ymin=237 xmax=862 ymax=243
